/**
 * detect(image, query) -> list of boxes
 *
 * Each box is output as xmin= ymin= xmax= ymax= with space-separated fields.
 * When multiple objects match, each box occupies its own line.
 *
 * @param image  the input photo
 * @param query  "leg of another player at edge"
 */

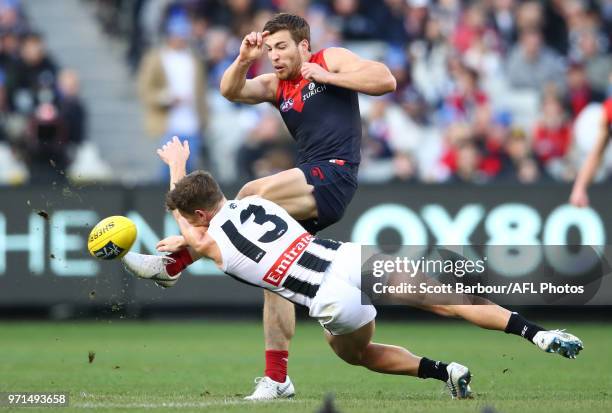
xmin=326 ymin=321 xmax=450 ymax=382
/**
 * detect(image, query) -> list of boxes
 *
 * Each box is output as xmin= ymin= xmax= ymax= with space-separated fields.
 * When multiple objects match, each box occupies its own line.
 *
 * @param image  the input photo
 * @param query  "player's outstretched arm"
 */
xmin=220 ymin=31 xmax=277 ymax=104
xmin=157 ymin=136 xmax=189 ymax=190
xmin=301 ymin=47 xmax=396 ymax=96
xmin=570 ymin=115 xmax=610 ymax=207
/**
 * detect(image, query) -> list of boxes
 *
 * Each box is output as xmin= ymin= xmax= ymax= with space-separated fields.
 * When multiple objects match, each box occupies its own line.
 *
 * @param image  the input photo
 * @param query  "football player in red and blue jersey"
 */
xmin=160 ymin=13 xmax=396 ymax=400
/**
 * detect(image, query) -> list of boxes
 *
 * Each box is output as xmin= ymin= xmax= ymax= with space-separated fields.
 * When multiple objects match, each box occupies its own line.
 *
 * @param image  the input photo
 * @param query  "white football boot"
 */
xmin=446 ymin=362 xmax=472 ymax=399
xmin=244 ymin=376 xmax=295 ymax=401
xmin=533 ymin=329 xmax=584 ymax=359
xmin=121 ymin=252 xmax=181 ymax=288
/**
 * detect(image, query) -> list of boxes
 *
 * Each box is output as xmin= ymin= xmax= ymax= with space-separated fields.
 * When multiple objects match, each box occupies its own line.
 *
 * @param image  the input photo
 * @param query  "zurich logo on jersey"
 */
xmin=280 ymin=98 xmax=294 ymax=112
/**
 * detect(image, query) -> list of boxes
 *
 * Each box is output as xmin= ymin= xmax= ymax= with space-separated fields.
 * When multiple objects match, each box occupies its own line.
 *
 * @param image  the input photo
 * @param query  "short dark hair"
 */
xmin=165 ymin=170 xmax=223 ymax=214
xmin=263 ymin=13 xmax=310 ymax=51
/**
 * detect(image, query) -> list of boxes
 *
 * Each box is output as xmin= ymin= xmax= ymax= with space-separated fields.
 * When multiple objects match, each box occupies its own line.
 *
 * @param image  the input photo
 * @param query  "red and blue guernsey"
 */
xmin=275 ymin=49 xmax=362 ymax=165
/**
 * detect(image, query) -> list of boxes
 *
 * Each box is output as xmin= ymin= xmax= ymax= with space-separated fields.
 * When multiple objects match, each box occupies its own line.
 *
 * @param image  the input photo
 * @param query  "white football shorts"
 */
xmin=309 ymin=242 xmax=377 ymax=335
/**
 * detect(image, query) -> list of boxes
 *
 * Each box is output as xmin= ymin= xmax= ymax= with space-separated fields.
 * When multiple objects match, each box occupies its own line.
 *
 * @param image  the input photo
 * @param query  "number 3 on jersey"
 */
xmin=221 ymin=203 xmax=288 ymax=263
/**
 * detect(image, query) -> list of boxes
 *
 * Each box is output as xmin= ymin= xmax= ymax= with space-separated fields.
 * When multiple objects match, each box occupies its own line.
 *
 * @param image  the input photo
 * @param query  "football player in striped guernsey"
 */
xmin=122 ymin=140 xmax=583 ymax=400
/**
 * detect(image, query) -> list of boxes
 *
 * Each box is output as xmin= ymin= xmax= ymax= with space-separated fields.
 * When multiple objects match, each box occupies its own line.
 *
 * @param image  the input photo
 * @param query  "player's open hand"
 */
xmin=156 ymin=235 xmax=188 ymax=253
xmin=157 ymin=136 xmax=190 ymax=167
xmin=301 ymin=62 xmax=331 ymax=84
xmin=239 ymin=31 xmax=269 ymax=64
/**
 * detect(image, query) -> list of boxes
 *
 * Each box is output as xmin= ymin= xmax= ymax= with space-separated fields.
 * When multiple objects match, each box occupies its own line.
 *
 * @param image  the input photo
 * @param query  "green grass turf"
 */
xmin=0 ymin=320 xmax=610 ymax=413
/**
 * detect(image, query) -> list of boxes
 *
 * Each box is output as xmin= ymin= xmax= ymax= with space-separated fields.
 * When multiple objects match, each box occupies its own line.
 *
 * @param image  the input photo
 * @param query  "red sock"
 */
xmin=265 ymin=350 xmax=288 ymax=383
xmin=165 ymin=248 xmax=194 ymax=276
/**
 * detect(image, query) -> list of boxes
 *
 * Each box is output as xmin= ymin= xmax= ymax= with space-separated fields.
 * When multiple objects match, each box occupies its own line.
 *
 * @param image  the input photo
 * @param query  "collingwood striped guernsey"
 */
xmin=207 ymin=196 xmax=343 ymax=307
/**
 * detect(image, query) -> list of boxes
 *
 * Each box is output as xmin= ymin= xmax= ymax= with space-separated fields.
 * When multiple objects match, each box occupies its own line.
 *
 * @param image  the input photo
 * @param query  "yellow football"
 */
xmin=88 ymin=216 xmax=137 ymax=260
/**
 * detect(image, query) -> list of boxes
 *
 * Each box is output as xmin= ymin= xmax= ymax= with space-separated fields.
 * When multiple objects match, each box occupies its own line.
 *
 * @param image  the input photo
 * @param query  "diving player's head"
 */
xmin=263 ymin=13 xmax=311 ymax=80
xmin=166 ymin=170 xmax=225 ymax=227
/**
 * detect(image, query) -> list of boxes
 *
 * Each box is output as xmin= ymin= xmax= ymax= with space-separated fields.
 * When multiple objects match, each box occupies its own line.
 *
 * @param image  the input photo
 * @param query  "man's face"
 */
xmin=22 ymin=38 xmax=45 ymax=65
xmin=265 ymin=30 xmax=305 ymax=80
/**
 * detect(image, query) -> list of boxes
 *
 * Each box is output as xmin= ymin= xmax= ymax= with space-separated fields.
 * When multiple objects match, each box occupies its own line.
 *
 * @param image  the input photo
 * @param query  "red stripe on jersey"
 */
xmin=604 ymin=99 xmax=612 ymax=125
xmin=262 ymin=232 xmax=313 ymax=286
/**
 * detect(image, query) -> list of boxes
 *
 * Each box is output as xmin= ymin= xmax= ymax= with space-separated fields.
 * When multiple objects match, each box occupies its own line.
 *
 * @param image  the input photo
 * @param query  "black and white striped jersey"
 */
xmin=207 ymin=196 xmax=343 ymax=307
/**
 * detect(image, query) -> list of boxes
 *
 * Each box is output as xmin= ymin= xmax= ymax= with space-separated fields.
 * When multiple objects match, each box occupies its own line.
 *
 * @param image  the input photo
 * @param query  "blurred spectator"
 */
xmin=532 ymin=94 xmax=573 ymax=180
xmin=410 ymin=16 xmax=451 ymax=106
xmin=515 ymin=1 xmax=543 ymax=32
xmin=405 ymin=0 xmax=429 ymax=41
xmin=138 ymin=13 xmax=207 ymax=176
xmin=236 ymin=108 xmax=295 ymax=181
xmin=362 ymin=100 xmax=394 ymax=160
xmin=17 ymin=66 xmax=82 ymax=184
xmin=542 ymin=0 xmax=569 ymax=55
xmin=565 ymin=62 xmax=603 ymax=118
xmin=499 ymin=129 xmax=540 ymax=183
xmin=444 ymin=64 xmax=490 ymax=127
xmin=387 ymin=88 xmax=444 ymax=181
xmin=0 ymin=0 xmax=27 ymax=33
xmin=488 ymin=0 xmax=517 ymax=52
xmin=23 ymin=103 xmax=67 ymax=183
xmin=328 ymin=0 xmax=375 ymax=41
xmin=0 ymin=30 xmax=20 ymax=71
xmin=506 ymin=28 xmax=565 ymax=92
xmin=575 ymin=29 xmax=612 ymax=95
xmin=6 ymin=32 xmax=58 ymax=115
xmin=449 ymin=140 xmax=488 ymax=184
xmin=57 ymin=69 xmax=86 ymax=148
xmin=452 ymin=3 xmax=497 ymax=55
xmin=371 ymin=0 xmax=408 ymax=45
xmin=203 ymin=26 xmax=235 ymax=89
xmin=391 ymin=151 xmax=417 ymax=182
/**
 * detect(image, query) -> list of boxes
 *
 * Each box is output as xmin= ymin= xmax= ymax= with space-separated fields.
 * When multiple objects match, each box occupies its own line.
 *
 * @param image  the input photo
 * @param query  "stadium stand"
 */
xmin=4 ymin=0 xmax=612 ymax=185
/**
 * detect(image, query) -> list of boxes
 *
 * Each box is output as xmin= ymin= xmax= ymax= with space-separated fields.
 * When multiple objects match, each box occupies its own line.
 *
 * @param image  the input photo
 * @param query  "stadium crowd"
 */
xmin=39 ymin=1 xmax=612 ymax=184
xmin=0 ymin=0 xmax=88 ymax=184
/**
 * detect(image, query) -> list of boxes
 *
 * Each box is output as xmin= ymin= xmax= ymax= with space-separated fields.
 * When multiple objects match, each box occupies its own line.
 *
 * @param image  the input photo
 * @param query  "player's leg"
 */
xmin=239 ymin=168 xmax=320 ymax=400
xmin=243 ymin=290 xmax=296 ymax=401
xmin=326 ymin=320 xmax=419 ymax=374
xmin=236 ymin=167 xmax=317 ymax=220
xmin=325 ymin=321 xmax=472 ymax=399
xmin=377 ymin=264 xmax=584 ymax=359
xmin=420 ymin=303 xmax=583 ymax=358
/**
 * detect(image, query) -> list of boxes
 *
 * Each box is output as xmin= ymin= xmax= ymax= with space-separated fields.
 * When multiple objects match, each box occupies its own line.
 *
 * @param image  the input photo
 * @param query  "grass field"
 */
xmin=1 ymin=320 xmax=610 ymax=413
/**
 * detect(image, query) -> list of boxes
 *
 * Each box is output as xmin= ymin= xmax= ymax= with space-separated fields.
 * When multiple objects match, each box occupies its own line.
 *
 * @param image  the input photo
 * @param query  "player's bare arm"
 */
xmin=157 ymin=137 xmax=205 ymax=259
xmin=570 ymin=115 xmax=611 ymax=207
xmin=157 ymin=136 xmax=189 ymax=189
xmin=220 ymin=31 xmax=278 ymax=104
xmin=301 ymin=47 xmax=396 ymax=96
